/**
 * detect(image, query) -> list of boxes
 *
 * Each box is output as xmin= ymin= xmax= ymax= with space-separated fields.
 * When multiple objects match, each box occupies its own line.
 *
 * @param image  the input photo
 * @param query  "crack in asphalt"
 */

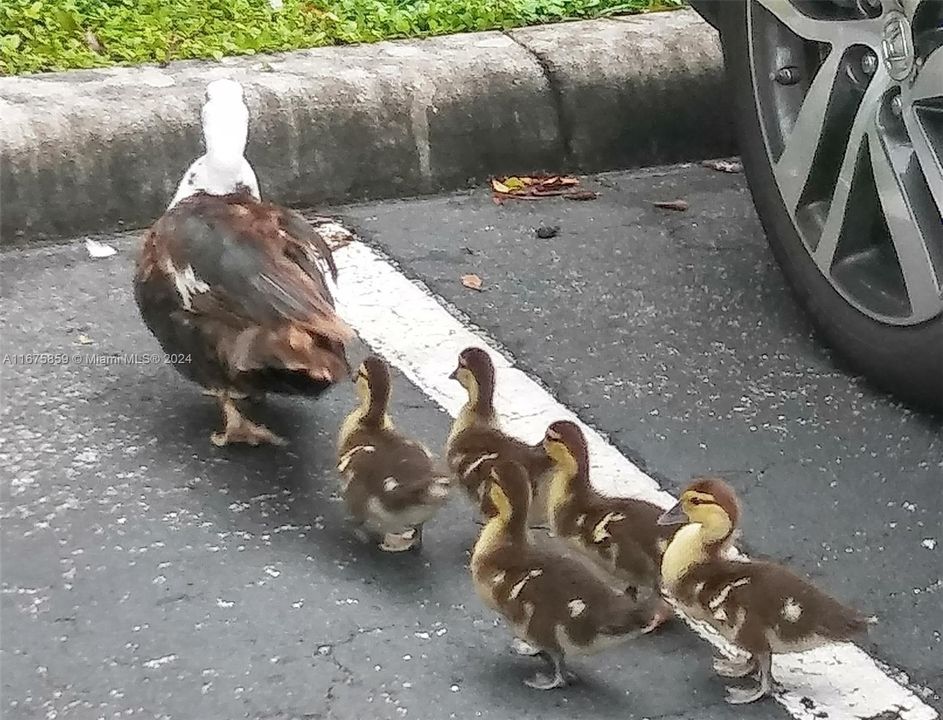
xmin=311 ymin=625 xmax=394 ymax=718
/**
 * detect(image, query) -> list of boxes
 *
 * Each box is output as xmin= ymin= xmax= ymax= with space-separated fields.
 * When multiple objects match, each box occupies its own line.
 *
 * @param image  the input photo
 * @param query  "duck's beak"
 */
xmin=657 ymin=500 xmax=687 ymax=526
xmin=448 ymin=366 xmax=459 ymax=380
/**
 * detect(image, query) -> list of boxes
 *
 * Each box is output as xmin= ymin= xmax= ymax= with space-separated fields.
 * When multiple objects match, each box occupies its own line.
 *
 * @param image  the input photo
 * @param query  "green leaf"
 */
xmin=53 ymin=8 xmax=80 ymax=33
xmin=0 ymin=0 xmax=679 ymax=74
xmin=1 ymin=34 xmax=23 ymax=52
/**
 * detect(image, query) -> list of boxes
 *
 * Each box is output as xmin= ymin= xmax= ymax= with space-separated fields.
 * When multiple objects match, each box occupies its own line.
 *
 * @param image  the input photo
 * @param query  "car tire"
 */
xmin=719 ymin=2 xmax=943 ymax=412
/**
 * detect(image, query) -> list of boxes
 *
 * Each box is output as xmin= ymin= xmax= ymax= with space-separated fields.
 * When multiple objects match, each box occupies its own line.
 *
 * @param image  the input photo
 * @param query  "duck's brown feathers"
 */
xmin=554 ymin=493 xmax=676 ymax=591
xmin=134 ymin=192 xmax=351 ymax=395
xmin=673 ymin=558 xmax=871 ymax=654
xmin=473 ymin=535 xmax=654 ymax=654
xmin=338 ymin=425 xmax=450 ymax=534
xmin=448 ymin=427 xmax=552 ymax=520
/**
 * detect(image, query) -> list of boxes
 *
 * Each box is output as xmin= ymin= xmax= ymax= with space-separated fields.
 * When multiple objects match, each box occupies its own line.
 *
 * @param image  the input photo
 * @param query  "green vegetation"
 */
xmin=1 ymin=0 xmax=682 ymax=75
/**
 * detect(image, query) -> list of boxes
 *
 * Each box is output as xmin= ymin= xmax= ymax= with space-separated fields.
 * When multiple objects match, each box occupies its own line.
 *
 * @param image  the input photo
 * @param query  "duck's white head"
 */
xmin=168 ymin=78 xmax=261 ymax=209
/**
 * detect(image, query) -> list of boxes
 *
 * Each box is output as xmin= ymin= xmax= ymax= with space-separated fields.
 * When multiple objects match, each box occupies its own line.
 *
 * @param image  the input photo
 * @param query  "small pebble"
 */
xmin=535 ymin=225 xmax=560 ymax=239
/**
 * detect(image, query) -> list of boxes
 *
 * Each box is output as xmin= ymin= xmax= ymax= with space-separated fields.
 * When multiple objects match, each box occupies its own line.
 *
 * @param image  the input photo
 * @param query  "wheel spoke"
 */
xmin=902 ymin=105 xmax=943 ymax=224
xmin=868 ymin=128 xmax=943 ymax=321
xmin=814 ymin=71 xmax=891 ymax=271
xmin=901 ymin=0 xmax=927 ymax=22
xmin=909 ymin=44 xmax=943 ymax=103
xmin=774 ymin=48 xmax=845 ymax=214
xmin=753 ymin=0 xmax=881 ymax=45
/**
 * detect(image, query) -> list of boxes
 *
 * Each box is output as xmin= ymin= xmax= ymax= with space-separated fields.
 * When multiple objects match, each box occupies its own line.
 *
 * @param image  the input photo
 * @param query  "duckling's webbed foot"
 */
xmin=211 ymin=395 xmax=286 ymax=447
xmin=642 ymin=597 xmax=675 ymax=633
xmin=724 ymin=652 xmax=773 ymax=704
xmin=713 ymin=654 xmax=757 ymax=678
xmin=380 ymin=533 xmax=416 ymax=552
xmin=524 ymin=651 xmax=569 ymax=690
xmin=509 ymin=637 xmax=540 ymax=656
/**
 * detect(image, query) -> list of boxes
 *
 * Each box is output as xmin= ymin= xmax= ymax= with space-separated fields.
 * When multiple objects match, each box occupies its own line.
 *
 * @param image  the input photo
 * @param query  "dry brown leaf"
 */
xmin=652 ymin=199 xmax=689 ymax=212
xmin=490 ymin=174 xmax=592 ymax=201
xmin=461 ymin=274 xmax=483 ymax=291
xmin=701 ymin=159 xmax=743 ymax=174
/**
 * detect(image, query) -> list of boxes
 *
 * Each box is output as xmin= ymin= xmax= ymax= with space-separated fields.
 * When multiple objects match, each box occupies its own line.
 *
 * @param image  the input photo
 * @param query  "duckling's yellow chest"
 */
xmin=660 ymin=523 xmax=706 ymax=589
xmin=546 ymin=467 xmax=575 ymax=527
xmin=470 ymin=518 xmax=511 ymax=610
xmin=447 ymin=405 xmax=486 ymax=447
xmin=471 ymin=517 xmax=505 ymax=570
xmin=338 ymin=409 xmax=365 ymax=449
xmin=338 ymin=407 xmax=391 ymax=450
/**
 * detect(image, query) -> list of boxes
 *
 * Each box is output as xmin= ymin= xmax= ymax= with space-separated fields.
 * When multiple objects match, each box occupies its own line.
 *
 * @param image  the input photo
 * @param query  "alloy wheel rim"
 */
xmin=747 ymin=0 xmax=943 ymax=326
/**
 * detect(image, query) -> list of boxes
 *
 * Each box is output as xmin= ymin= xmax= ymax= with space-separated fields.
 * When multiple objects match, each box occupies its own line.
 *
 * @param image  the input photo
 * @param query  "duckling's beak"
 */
xmin=448 ymin=366 xmax=459 ymax=380
xmin=657 ymin=501 xmax=687 ymax=526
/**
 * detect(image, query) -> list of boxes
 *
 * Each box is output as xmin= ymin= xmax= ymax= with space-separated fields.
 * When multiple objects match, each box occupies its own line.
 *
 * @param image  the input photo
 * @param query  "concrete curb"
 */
xmin=0 ymin=9 xmax=733 ymax=243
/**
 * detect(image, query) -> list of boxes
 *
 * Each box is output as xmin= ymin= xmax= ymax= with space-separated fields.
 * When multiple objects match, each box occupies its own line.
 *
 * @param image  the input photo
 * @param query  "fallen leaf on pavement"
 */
xmin=701 ymin=159 xmax=743 ymax=174
xmin=77 ymin=334 xmax=93 ymax=345
xmin=490 ymin=174 xmax=596 ymax=202
xmin=652 ymin=199 xmax=689 ymax=212
xmin=85 ymin=238 xmax=117 ymax=258
xmin=461 ymin=274 xmax=483 ymax=291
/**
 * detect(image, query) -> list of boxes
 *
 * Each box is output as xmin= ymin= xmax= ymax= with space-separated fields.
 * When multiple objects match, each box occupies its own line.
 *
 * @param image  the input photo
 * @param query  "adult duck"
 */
xmin=134 ymin=79 xmax=352 ymax=446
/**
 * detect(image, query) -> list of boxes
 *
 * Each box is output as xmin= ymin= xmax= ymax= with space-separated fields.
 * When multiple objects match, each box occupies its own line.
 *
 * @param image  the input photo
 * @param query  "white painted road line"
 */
xmin=332 ymin=240 xmax=938 ymax=720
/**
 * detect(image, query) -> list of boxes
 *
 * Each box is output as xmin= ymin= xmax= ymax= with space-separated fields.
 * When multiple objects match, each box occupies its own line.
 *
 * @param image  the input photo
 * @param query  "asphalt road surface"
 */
xmin=2 ymin=164 xmax=940 ymax=720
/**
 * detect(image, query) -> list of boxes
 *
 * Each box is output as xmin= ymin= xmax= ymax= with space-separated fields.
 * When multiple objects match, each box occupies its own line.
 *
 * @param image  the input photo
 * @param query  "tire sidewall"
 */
xmin=719 ymin=2 xmax=943 ymax=411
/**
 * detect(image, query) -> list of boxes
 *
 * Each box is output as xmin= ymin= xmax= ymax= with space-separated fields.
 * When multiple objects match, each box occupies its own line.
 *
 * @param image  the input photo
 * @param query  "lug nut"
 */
xmin=774 ymin=66 xmax=800 ymax=85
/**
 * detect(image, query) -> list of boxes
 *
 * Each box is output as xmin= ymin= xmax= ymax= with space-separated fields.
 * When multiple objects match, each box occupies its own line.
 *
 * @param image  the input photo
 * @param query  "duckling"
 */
xmin=470 ymin=459 xmax=656 ymax=690
xmin=337 ymin=356 xmax=450 ymax=551
xmin=446 ymin=347 xmax=551 ymax=526
xmin=657 ymin=476 xmax=874 ymax=704
xmin=541 ymin=420 xmax=676 ymax=629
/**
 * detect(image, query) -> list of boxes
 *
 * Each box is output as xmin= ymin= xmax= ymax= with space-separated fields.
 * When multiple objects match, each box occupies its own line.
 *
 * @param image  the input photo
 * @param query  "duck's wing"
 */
xmin=146 ymin=193 xmax=351 ymax=342
xmin=137 ymin=192 xmax=352 ymax=384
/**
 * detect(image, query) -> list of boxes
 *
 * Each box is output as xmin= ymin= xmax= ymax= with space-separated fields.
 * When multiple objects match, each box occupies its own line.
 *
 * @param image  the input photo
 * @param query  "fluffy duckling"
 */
xmin=134 ymin=79 xmax=352 ymax=447
xmin=541 ymin=420 xmax=676 ymax=629
xmin=337 ymin=356 xmax=450 ymax=551
xmin=447 ymin=347 xmax=551 ymax=525
xmin=470 ymin=459 xmax=656 ymax=690
xmin=657 ymin=476 xmax=874 ymax=704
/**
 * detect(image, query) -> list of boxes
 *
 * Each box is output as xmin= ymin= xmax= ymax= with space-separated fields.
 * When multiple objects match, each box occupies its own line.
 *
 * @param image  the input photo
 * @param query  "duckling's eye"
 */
xmin=688 ymin=496 xmax=710 ymax=506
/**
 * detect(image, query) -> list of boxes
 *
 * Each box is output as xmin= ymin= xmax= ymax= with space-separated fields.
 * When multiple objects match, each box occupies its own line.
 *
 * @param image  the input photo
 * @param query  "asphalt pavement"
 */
xmin=2 ymin=163 xmax=940 ymax=720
